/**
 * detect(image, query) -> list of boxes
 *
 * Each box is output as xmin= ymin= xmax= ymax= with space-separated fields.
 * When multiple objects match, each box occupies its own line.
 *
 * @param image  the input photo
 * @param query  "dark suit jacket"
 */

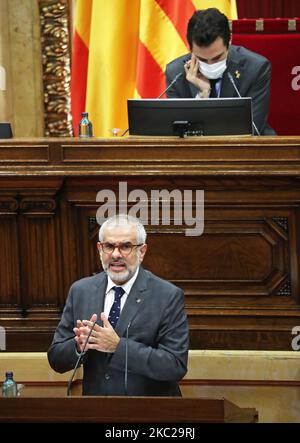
xmin=47 ymin=267 xmax=189 ymax=396
xmin=165 ymin=45 xmax=276 ymax=135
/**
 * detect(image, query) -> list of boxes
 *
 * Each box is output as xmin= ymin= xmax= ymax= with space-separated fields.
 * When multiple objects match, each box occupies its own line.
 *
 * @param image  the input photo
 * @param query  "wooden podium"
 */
xmin=0 ymin=396 xmax=257 ymax=423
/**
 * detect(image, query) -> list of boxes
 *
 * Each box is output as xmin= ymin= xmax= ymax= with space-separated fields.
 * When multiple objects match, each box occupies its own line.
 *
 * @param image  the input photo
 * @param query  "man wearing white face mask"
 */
xmin=165 ymin=8 xmax=276 ymax=135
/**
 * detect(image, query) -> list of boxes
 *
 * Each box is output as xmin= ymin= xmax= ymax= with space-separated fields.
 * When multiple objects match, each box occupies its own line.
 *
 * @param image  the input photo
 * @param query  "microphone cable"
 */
xmin=227 ymin=72 xmax=260 ymax=136
xmin=67 ymin=319 xmax=97 ymax=396
xmin=124 ymin=321 xmax=131 ymax=396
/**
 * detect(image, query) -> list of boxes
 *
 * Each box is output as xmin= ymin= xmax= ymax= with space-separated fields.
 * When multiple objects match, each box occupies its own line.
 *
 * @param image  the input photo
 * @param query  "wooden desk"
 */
xmin=0 ymin=136 xmax=299 ymax=351
xmin=0 ymin=396 xmax=258 ymax=423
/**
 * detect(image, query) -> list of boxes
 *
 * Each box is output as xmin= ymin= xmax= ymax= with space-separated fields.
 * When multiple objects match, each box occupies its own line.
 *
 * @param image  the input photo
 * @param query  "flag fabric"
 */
xmin=71 ymin=1 xmax=237 ymax=137
xmin=70 ymin=0 xmax=92 ymax=134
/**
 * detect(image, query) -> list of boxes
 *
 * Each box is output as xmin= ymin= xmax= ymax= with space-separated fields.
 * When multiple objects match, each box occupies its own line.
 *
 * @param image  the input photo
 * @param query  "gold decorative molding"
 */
xmin=39 ymin=0 xmax=73 ymax=136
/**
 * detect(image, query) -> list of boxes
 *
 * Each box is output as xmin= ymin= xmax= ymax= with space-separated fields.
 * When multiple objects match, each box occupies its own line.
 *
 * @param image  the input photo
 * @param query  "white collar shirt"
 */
xmin=103 ymin=267 xmax=140 ymax=318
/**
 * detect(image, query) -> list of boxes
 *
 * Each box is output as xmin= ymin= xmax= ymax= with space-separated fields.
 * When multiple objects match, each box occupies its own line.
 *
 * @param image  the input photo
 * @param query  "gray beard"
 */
xmin=106 ymin=267 xmax=134 ymax=284
xmin=101 ymin=255 xmax=140 ymax=285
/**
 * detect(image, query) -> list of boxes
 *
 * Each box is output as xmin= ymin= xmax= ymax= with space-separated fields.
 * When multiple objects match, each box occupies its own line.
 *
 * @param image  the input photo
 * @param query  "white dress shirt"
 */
xmin=103 ymin=267 xmax=139 ymax=318
xmin=75 ymin=268 xmax=140 ymax=356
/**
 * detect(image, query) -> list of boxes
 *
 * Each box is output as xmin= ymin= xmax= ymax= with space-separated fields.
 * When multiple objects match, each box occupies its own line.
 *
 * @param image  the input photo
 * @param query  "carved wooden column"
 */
xmin=39 ymin=0 xmax=73 ymax=136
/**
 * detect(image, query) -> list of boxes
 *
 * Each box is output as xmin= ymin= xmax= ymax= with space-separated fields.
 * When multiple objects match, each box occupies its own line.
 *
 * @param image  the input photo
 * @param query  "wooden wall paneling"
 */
xmin=0 ymin=137 xmax=300 ymax=351
xmin=58 ymin=192 xmax=81 ymax=300
xmin=54 ymin=173 xmax=300 ymax=350
xmin=0 ymin=195 xmax=21 ymax=311
xmin=237 ymin=0 xmax=300 ymax=19
xmin=53 ymin=192 xmax=64 ymax=311
xmin=186 ymin=175 xmax=300 ymax=350
xmin=18 ymin=192 xmax=60 ymax=311
xmin=292 ymin=203 xmax=300 ymax=305
xmin=75 ymin=204 xmax=101 ymax=278
xmin=88 ymin=173 xmax=298 ymax=351
xmin=62 ymin=180 xmax=101 ymax=280
xmin=0 ymin=178 xmax=65 ymax=351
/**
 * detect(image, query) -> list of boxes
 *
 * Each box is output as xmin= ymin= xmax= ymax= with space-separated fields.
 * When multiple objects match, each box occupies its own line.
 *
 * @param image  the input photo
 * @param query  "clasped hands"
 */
xmin=73 ymin=313 xmax=120 ymax=353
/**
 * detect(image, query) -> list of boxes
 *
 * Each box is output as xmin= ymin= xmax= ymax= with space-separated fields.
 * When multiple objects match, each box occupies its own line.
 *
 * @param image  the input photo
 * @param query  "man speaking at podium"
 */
xmin=165 ymin=8 xmax=275 ymax=136
xmin=48 ymin=214 xmax=189 ymax=396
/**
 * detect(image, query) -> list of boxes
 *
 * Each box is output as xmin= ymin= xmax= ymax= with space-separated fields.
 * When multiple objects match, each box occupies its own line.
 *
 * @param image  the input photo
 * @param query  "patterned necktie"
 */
xmin=108 ymin=286 xmax=125 ymax=329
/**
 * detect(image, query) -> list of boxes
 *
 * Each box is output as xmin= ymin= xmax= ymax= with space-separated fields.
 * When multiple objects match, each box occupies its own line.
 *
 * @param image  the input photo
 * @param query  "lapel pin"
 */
xmin=235 ymin=70 xmax=240 ymax=79
xmin=136 ymin=298 xmax=141 ymax=303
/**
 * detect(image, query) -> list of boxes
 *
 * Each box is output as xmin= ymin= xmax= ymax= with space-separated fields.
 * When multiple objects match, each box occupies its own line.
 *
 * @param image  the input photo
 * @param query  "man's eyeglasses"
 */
xmin=100 ymin=242 xmax=143 ymax=256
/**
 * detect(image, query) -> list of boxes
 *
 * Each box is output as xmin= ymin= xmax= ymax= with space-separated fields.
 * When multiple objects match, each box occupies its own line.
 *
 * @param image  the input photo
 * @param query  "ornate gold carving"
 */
xmin=39 ymin=1 xmax=73 ymax=137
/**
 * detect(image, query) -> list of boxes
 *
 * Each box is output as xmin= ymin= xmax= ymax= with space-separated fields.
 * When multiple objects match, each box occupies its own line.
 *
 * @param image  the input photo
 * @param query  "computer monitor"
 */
xmin=127 ymin=98 xmax=253 ymax=137
xmin=0 ymin=122 xmax=13 ymax=139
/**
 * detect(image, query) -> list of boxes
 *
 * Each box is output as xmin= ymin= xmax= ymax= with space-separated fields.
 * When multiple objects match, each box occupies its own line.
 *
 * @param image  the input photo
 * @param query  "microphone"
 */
xmin=154 ymin=55 xmax=191 ymax=99
xmin=67 ymin=319 xmax=97 ymax=396
xmin=227 ymin=72 xmax=260 ymax=136
xmin=121 ymin=56 xmax=190 ymax=137
xmin=157 ymin=72 xmax=183 ymax=99
xmin=124 ymin=321 xmax=131 ymax=396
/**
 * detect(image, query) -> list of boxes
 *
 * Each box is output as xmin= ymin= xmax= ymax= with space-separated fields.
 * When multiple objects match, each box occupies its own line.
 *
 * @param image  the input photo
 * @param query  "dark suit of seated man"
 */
xmin=165 ymin=8 xmax=276 ymax=136
xmin=48 ymin=214 xmax=189 ymax=396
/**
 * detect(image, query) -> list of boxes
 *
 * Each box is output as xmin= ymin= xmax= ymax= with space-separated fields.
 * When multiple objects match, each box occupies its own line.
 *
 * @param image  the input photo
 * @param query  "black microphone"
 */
xmin=157 ymin=72 xmax=183 ymax=99
xmin=227 ymin=72 xmax=260 ymax=136
xmin=124 ymin=321 xmax=131 ymax=396
xmin=121 ymin=56 xmax=190 ymax=137
xmin=154 ymin=55 xmax=191 ymax=99
xmin=67 ymin=319 xmax=97 ymax=396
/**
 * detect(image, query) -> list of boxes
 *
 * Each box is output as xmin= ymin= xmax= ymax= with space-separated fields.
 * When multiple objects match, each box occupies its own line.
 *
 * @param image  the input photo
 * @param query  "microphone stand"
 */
xmin=67 ymin=320 xmax=97 ymax=396
xmin=227 ymin=72 xmax=261 ymax=136
xmin=124 ymin=322 xmax=131 ymax=396
xmin=121 ymin=63 xmax=188 ymax=137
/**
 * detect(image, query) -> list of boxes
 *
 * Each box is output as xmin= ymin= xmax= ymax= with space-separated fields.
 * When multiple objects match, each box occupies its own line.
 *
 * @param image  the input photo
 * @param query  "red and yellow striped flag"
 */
xmin=70 ymin=0 xmax=92 ymax=134
xmin=71 ymin=1 xmax=237 ymax=137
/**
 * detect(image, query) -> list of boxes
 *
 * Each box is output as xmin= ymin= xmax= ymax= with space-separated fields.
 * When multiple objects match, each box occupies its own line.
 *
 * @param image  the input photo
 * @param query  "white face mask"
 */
xmin=198 ymin=58 xmax=227 ymax=80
